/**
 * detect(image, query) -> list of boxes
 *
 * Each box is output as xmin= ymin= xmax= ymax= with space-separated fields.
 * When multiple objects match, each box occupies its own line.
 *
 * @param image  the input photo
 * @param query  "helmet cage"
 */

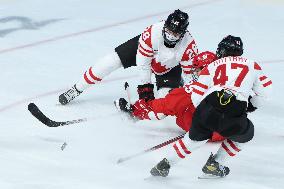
xmin=163 ymin=9 xmax=189 ymax=46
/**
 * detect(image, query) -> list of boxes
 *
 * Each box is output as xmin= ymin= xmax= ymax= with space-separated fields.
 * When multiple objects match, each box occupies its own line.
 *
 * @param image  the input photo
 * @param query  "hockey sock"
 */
xmin=75 ymin=52 xmax=122 ymax=92
xmin=166 ymin=133 xmax=207 ymax=166
xmin=214 ymin=139 xmax=243 ymax=165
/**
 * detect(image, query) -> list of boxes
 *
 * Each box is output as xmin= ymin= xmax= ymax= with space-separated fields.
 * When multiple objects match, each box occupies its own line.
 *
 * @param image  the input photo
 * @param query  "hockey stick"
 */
xmin=28 ymin=103 xmax=87 ymax=127
xmin=124 ymin=82 xmax=132 ymax=104
xmin=117 ymin=133 xmax=186 ymax=164
xmin=114 ymin=81 xmax=134 ymax=116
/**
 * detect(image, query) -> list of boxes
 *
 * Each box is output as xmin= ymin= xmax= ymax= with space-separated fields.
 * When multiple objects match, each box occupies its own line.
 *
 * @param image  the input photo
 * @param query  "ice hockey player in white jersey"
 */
xmin=59 ymin=9 xmax=198 ymax=105
xmin=149 ymin=35 xmax=273 ymax=178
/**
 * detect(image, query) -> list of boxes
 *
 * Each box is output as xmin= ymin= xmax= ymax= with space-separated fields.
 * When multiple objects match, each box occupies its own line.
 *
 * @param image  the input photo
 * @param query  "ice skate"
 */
xmin=59 ymin=85 xmax=82 ymax=105
xmin=199 ymin=153 xmax=230 ymax=179
xmin=150 ymin=158 xmax=171 ymax=177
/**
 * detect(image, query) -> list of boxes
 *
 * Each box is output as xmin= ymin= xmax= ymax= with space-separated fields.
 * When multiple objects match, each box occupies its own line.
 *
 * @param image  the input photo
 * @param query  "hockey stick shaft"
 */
xmin=117 ymin=133 xmax=186 ymax=164
xmin=124 ymin=82 xmax=132 ymax=104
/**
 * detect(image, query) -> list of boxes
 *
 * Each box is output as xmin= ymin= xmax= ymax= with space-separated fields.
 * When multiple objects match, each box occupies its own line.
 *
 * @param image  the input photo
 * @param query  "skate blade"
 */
xmin=144 ymin=175 xmax=167 ymax=181
xmin=198 ymin=173 xmax=223 ymax=179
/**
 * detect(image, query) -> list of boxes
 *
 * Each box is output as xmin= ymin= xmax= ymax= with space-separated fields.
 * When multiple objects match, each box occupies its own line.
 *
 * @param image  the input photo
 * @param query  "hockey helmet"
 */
xmin=216 ymin=35 xmax=243 ymax=58
xmin=163 ymin=9 xmax=189 ymax=46
xmin=191 ymin=51 xmax=217 ymax=81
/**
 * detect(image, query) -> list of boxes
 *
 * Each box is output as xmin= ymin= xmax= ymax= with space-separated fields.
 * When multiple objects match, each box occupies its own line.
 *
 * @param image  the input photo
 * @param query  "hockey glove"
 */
xmin=137 ymin=83 xmax=155 ymax=102
xmin=132 ymin=99 xmax=152 ymax=120
xmin=246 ymin=96 xmax=257 ymax=113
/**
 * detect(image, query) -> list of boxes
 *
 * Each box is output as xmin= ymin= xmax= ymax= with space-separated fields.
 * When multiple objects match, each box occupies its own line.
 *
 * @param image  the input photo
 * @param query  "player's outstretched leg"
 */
xmin=59 ymin=52 xmax=122 ymax=105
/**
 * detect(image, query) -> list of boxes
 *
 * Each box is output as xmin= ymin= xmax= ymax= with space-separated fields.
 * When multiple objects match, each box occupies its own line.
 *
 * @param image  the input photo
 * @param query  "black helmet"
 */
xmin=163 ymin=9 xmax=189 ymax=46
xmin=216 ymin=35 xmax=244 ymax=58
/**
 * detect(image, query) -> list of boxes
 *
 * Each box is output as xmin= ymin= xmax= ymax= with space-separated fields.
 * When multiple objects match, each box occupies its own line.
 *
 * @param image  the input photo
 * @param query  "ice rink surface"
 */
xmin=0 ymin=0 xmax=284 ymax=188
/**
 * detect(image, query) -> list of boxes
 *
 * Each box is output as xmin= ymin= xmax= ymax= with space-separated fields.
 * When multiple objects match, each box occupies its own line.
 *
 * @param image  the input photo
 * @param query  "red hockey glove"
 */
xmin=132 ymin=99 xmax=152 ymax=120
xmin=137 ymin=83 xmax=155 ymax=102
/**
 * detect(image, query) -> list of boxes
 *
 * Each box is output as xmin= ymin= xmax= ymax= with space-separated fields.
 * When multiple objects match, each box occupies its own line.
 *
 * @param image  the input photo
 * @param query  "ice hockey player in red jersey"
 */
xmin=116 ymin=51 xmax=224 ymax=142
xmin=59 ymin=9 xmax=198 ymax=105
xmin=149 ymin=35 xmax=273 ymax=178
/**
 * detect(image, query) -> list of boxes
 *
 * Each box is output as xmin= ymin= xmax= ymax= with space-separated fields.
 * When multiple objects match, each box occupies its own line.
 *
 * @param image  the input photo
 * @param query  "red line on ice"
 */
xmin=0 ymin=0 xmax=217 ymax=54
xmin=0 ymin=0 xmax=282 ymax=113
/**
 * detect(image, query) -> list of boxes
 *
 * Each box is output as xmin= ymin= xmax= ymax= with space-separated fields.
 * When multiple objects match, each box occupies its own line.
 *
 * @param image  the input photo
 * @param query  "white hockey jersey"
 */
xmin=136 ymin=21 xmax=198 ymax=84
xmin=189 ymin=56 xmax=273 ymax=108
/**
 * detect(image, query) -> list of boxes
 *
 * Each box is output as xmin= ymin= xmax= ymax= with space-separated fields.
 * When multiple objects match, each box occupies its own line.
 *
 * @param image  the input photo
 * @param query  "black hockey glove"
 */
xmin=246 ymin=96 xmax=257 ymax=113
xmin=137 ymin=83 xmax=155 ymax=102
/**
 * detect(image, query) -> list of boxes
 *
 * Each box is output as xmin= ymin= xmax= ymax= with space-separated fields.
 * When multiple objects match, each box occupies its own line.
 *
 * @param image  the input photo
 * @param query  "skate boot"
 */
xmin=59 ymin=85 xmax=82 ymax=105
xmin=114 ymin=98 xmax=132 ymax=114
xmin=150 ymin=158 xmax=171 ymax=177
xmin=201 ymin=153 xmax=230 ymax=178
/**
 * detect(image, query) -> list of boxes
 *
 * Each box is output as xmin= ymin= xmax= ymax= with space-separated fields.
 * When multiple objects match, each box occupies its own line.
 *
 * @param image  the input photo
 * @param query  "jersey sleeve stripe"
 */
xmin=139 ymin=37 xmax=153 ymax=51
xmin=139 ymin=44 xmax=153 ymax=54
xmin=194 ymin=82 xmax=208 ymax=89
xmin=259 ymin=75 xmax=272 ymax=87
xmin=259 ymin=76 xmax=267 ymax=81
xmin=138 ymin=49 xmax=153 ymax=57
xmin=181 ymin=65 xmax=193 ymax=69
xmin=183 ymin=70 xmax=192 ymax=74
xmin=263 ymin=80 xmax=272 ymax=87
xmin=138 ymin=45 xmax=153 ymax=56
xmin=192 ymin=88 xmax=204 ymax=96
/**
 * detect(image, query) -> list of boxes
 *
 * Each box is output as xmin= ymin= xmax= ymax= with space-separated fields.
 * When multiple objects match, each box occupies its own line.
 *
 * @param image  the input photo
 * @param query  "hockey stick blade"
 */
xmin=28 ymin=103 xmax=87 ymax=127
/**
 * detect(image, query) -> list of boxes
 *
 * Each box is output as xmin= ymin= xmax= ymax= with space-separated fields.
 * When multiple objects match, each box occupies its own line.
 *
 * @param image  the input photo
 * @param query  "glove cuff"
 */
xmin=137 ymin=83 xmax=154 ymax=93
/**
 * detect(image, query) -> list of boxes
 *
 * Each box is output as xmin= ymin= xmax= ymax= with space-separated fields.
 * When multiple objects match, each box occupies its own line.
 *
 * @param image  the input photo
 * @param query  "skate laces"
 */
xmin=65 ymin=86 xmax=81 ymax=98
xmin=218 ymin=164 xmax=226 ymax=172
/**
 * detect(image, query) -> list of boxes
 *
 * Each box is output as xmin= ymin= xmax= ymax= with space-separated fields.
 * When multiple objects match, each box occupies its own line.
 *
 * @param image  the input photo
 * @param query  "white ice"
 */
xmin=0 ymin=0 xmax=284 ymax=188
